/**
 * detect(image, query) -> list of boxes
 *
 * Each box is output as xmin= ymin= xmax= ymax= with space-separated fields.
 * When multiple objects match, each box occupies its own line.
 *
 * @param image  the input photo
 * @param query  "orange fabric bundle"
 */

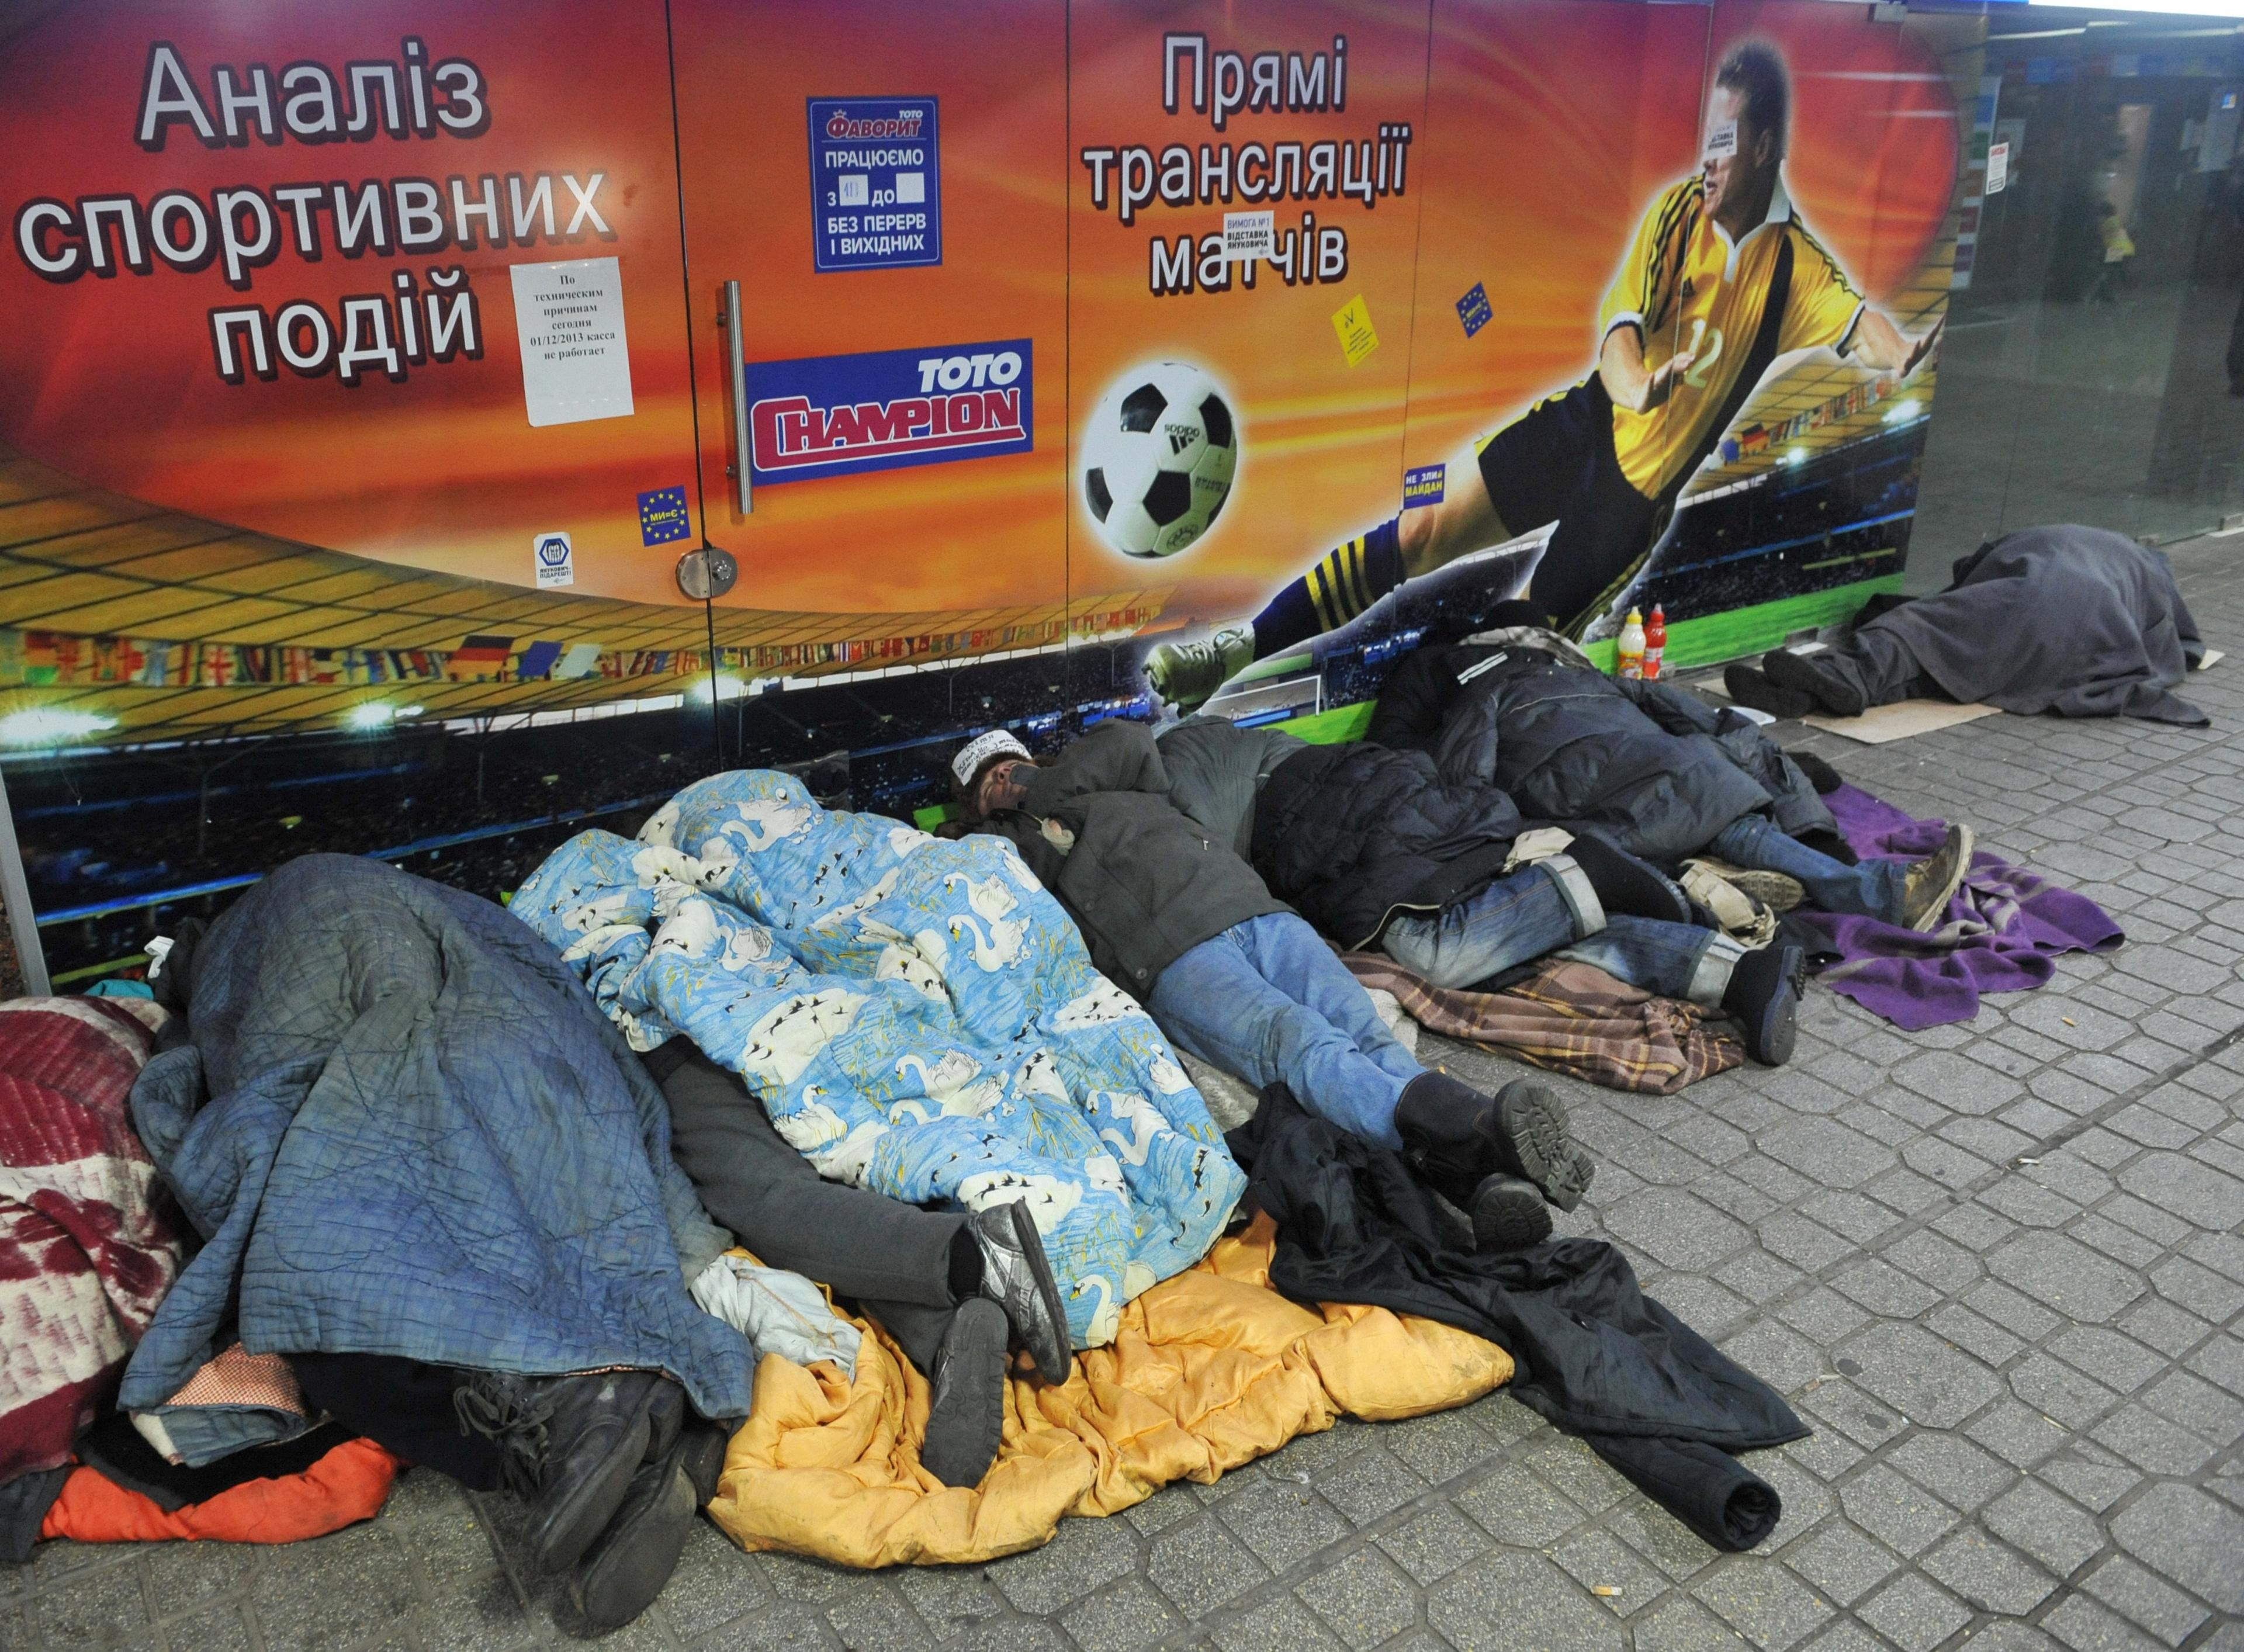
xmin=40 ymin=1438 xmax=400 ymax=1544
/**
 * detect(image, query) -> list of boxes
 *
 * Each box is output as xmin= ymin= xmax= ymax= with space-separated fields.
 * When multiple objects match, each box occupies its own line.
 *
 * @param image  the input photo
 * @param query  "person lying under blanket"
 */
xmin=1722 ymin=523 xmax=2208 ymax=728
xmin=950 ymin=722 xmax=1595 ymax=1252
xmin=1369 ymin=602 xmax=1975 ymax=933
xmin=512 ymin=773 xmax=1247 ymax=1393
xmin=1149 ymin=713 xmax=1807 ymax=1066
xmin=640 ymin=1038 xmax=1069 ymax=1491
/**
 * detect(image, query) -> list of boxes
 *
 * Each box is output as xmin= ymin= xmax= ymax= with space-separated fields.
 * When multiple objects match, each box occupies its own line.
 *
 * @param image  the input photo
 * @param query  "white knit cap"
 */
xmin=951 ymin=728 xmax=1031 ymax=788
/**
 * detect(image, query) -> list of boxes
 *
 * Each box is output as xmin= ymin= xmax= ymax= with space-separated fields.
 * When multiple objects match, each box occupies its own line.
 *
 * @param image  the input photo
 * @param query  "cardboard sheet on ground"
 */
xmin=1800 ymin=698 xmax=2000 ymax=744
xmin=1697 ymin=675 xmax=1999 ymax=744
xmin=704 ymin=1214 xmax=1512 ymax=1567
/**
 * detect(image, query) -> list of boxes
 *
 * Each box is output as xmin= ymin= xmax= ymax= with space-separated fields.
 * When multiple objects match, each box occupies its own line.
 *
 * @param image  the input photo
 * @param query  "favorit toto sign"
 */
xmin=744 ymin=338 xmax=1030 ymax=486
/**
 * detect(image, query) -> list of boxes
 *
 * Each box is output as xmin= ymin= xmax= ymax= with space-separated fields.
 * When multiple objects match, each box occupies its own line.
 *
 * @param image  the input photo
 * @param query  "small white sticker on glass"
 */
xmin=1703 ymin=120 xmax=1739 ymax=161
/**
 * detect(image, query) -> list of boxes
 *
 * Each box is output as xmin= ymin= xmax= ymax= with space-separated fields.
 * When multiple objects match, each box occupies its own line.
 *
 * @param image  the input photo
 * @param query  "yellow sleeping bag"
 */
xmin=705 ymin=1212 xmax=1512 ymax=1567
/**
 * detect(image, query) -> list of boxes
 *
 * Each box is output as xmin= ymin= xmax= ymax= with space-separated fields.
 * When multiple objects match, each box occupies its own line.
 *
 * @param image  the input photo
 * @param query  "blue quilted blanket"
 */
xmin=119 ymin=855 xmax=753 ymax=1426
xmin=513 ymin=771 xmax=1245 ymax=1349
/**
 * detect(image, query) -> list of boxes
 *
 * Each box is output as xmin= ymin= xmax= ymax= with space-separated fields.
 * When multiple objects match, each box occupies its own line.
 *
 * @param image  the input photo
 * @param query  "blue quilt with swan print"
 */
xmin=512 ymin=771 xmax=1245 ymax=1349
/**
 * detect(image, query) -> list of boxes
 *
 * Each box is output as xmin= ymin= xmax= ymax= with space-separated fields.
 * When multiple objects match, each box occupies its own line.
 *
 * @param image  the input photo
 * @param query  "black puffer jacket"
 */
xmin=1369 ymin=636 xmax=1834 ymax=863
xmin=1246 ymin=742 xmax=1522 ymax=948
xmin=969 ymin=720 xmax=1287 ymax=995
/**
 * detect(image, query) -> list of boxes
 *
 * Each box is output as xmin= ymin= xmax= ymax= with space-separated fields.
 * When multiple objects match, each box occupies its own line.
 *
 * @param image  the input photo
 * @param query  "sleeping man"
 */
xmin=951 ymin=722 xmax=1596 ymax=1253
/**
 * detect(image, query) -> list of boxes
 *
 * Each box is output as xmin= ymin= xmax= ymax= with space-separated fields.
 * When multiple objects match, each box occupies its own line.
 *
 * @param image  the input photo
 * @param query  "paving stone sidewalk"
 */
xmin=10 ymin=538 xmax=2244 ymax=1652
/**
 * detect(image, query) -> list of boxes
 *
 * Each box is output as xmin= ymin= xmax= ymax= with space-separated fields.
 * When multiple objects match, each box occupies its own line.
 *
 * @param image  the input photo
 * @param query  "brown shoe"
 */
xmin=1897 ymin=823 xmax=1975 ymax=930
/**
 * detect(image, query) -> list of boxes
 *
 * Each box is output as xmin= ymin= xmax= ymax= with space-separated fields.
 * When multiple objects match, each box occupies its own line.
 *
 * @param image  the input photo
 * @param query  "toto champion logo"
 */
xmin=746 ymin=338 xmax=1032 ymax=486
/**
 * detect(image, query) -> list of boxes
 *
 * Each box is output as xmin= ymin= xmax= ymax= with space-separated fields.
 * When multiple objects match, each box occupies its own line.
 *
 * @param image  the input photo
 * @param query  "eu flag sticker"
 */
xmin=638 ymin=486 xmax=691 ymax=547
xmin=1456 ymin=282 xmax=1492 ymax=338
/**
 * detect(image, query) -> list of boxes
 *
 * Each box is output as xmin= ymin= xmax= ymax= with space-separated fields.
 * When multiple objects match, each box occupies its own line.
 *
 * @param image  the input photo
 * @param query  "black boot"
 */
xmin=920 ymin=1298 xmax=1008 ymax=1489
xmin=1720 ymin=941 xmax=1805 ymax=1066
xmin=1762 ymin=648 xmax=1864 ymax=717
xmin=567 ymin=1438 xmax=698 ymax=1631
xmin=1723 ymin=662 xmax=1815 ymax=721
xmin=1468 ymin=1173 xmax=1554 ymax=1252
xmin=1560 ymin=835 xmax=1693 ymax=925
xmin=1394 ymin=1071 xmax=1595 ymax=1213
xmin=454 ymin=1368 xmax=671 ymax=1575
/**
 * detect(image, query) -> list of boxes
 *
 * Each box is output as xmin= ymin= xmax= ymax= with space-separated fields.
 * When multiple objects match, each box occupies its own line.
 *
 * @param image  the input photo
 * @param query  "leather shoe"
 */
xmin=921 ymin=1297 xmax=1008 ymax=1489
xmin=454 ymin=1368 xmax=670 ymax=1575
xmin=1721 ymin=941 xmax=1805 ymax=1066
xmin=971 ymin=1200 xmax=1072 ymax=1383
xmin=567 ymin=1438 xmax=697 ymax=1630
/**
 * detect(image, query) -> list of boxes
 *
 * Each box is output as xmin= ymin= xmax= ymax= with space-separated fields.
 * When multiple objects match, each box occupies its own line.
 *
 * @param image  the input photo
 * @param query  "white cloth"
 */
xmin=690 ymin=1253 xmax=862 ymax=1379
xmin=951 ymin=729 xmax=1031 ymax=787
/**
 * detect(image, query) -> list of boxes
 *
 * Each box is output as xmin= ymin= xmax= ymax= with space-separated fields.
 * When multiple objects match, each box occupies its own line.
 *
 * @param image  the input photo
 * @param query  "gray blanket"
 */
xmin=1867 ymin=524 xmax=2205 ymax=724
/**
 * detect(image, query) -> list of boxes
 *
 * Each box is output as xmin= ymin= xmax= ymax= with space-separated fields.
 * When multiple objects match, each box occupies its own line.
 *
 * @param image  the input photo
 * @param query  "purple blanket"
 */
xmin=1792 ymin=785 xmax=2123 ymax=1030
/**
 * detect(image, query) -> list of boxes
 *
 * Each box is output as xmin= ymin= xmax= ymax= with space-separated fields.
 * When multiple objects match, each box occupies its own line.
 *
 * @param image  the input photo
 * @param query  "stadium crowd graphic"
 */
xmin=10 ymin=404 xmax=1920 ymax=988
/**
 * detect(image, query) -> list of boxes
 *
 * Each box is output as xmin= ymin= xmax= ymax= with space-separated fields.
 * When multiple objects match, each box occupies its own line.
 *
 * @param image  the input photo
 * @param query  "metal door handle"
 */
xmin=718 ymin=279 xmax=752 ymax=515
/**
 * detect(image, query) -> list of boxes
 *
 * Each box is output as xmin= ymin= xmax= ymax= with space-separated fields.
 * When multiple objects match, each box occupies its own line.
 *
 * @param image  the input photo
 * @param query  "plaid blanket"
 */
xmin=1 ymin=997 xmax=183 ymax=1484
xmin=1342 ymin=954 xmax=1743 ymax=1095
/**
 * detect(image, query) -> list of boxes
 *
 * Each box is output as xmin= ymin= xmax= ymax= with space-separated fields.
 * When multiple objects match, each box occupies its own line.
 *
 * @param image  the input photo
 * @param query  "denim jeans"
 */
xmin=1148 ymin=913 xmax=1424 ymax=1149
xmin=1707 ymin=812 xmax=1904 ymax=923
xmin=1383 ymin=858 xmax=1737 ymax=1005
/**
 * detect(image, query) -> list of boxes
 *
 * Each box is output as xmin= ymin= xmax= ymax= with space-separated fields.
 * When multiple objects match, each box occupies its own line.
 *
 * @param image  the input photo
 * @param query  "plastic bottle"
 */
xmin=1616 ymin=607 xmax=1646 ymax=678
xmin=1643 ymin=604 xmax=1667 ymax=681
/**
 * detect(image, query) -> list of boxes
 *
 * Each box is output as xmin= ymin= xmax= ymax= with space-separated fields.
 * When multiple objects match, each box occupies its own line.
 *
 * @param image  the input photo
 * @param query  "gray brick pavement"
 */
xmin=11 ymin=536 xmax=2244 ymax=1651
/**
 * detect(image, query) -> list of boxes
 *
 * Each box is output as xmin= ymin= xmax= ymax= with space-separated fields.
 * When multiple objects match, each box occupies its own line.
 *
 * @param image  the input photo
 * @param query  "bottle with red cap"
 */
xmin=1643 ymin=604 xmax=1667 ymax=680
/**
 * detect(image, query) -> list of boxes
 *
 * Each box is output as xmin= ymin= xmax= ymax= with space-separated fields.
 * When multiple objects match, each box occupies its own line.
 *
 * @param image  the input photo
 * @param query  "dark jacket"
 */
xmin=1155 ymin=715 xmax=1308 ymax=860
xmin=1246 ymin=742 xmax=1522 ymax=949
xmin=1155 ymin=715 xmax=1524 ymax=949
xmin=969 ymin=720 xmax=1288 ymax=994
xmin=1369 ymin=638 xmax=1834 ymax=862
xmin=1228 ymin=1085 xmax=1806 ymax=1553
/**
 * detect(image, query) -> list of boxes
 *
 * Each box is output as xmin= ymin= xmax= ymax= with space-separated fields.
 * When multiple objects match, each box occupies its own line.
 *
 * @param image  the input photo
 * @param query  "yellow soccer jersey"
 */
xmin=1597 ymin=174 xmax=1865 ymax=498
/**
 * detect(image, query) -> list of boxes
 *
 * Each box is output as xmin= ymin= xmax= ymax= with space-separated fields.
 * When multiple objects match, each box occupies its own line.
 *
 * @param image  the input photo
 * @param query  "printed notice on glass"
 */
xmin=1985 ymin=141 xmax=2009 ymax=195
xmin=1223 ymin=210 xmax=1274 ymax=263
xmin=511 ymin=257 xmax=635 ymax=428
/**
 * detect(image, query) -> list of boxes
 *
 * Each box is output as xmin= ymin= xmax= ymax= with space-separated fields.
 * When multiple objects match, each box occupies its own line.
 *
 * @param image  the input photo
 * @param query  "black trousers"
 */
xmin=642 ymin=1040 xmax=964 ymax=1374
xmin=1813 ymin=626 xmax=1943 ymax=711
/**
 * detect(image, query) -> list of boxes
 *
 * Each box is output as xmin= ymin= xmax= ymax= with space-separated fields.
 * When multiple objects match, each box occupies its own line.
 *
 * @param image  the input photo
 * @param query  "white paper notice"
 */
xmin=511 ymin=257 xmax=635 ymax=428
xmin=1702 ymin=120 xmax=1738 ymax=161
xmin=1223 ymin=209 xmax=1275 ymax=263
xmin=1985 ymin=141 xmax=2009 ymax=195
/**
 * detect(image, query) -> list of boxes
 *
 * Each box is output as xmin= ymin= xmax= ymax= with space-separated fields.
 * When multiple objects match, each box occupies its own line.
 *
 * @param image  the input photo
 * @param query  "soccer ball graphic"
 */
xmin=1081 ymin=362 xmax=1238 ymax=559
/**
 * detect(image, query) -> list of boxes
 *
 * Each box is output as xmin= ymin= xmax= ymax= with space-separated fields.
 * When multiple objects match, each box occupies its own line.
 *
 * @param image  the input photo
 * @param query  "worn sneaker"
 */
xmin=454 ymin=1369 xmax=669 ymax=1575
xmin=1468 ymin=1172 xmax=1554 ymax=1252
xmin=971 ymin=1200 xmax=1072 ymax=1384
xmin=921 ymin=1297 xmax=1009 ymax=1489
xmin=1722 ymin=662 xmax=1816 ymax=721
xmin=1691 ymin=858 xmax=1807 ymax=913
xmin=1897 ymin=822 xmax=1975 ymax=931
xmin=1144 ymin=625 xmax=1255 ymax=711
xmin=1721 ymin=941 xmax=1807 ymax=1066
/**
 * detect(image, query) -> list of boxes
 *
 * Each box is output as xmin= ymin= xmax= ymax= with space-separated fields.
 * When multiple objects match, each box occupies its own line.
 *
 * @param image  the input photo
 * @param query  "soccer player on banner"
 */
xmin=1147 ymin=41 xmax=1944 ymax=711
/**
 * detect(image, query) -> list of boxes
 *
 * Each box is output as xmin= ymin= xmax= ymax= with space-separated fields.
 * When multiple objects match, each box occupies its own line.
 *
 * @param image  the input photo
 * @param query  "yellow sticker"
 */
xmin=1331 ymin=294 xmax=1379 ymax=366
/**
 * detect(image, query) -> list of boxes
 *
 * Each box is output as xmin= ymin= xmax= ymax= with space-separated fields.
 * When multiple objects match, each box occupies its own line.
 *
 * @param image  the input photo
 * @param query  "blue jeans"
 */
xmin=1148 ymin=913 xmax=1424 ymax=1149
xmin=1382 ymin=859 xmax=1736 ymax=1005
xmin=1708 ymin=813 xmax=1904 ymax=923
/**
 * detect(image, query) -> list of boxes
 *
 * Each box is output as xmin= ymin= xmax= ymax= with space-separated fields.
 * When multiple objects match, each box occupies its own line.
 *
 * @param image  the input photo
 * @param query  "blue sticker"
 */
xmin=1456 ymin=282 xmax=1493 ymax=338
xmin=638 ymin=486 xmax=691 ymax=547
xmin=1402 ymin=465 xmax=1445 ymax=509
xmin=808 ymin=97 xmax=942 ymax=273
xmin=746 ymin=338 xmax=1031 ymax=487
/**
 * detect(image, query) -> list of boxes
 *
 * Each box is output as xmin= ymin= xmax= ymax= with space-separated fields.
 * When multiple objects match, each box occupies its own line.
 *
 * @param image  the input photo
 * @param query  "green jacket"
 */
xmin=971 ymin=720 xmax=1288 ymax=995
